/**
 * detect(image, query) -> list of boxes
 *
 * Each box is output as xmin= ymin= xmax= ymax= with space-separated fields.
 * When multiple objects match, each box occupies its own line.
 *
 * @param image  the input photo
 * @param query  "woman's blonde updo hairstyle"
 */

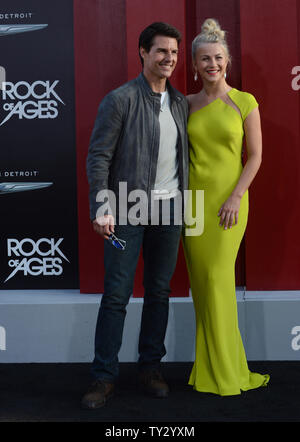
xmin=192 ymin=18 xmax=231 ymax=68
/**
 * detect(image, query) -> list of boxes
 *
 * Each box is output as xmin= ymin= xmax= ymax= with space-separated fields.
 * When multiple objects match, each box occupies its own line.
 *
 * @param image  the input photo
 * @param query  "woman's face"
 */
xmin=194 ymin=42 xmax=228 ymax=83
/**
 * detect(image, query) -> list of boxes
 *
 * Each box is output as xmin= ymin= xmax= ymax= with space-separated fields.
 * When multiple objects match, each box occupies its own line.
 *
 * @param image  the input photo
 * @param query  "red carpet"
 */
xmin=0 ymin=361 xmax=299 ymax=423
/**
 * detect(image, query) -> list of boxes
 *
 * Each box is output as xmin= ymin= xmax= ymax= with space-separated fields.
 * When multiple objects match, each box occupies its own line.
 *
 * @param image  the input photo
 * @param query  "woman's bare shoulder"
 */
xmin=186 ymin=93 xmax=200 ymax=109
xmin=186 ymin=92 xmax=202 ymax=113
xmin=186 ymin=93 xmax=196 ymax=103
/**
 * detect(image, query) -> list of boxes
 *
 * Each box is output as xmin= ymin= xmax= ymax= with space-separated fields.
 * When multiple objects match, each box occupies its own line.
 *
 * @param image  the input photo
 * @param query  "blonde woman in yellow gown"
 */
xmin=182 ymin=19 xmax=270 ymax=396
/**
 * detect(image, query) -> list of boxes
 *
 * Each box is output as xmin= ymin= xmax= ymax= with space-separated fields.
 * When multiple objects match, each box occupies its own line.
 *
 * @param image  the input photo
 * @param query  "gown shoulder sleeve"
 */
xmin=234 ymin=90 xmax=259 ymax=122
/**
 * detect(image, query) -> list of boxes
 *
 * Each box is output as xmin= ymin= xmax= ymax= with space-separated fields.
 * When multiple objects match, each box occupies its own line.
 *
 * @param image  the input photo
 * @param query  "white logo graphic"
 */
xmin=291 ymin=326 xmax=300 ymax=351
xmin=0 ymin=326 xmax=6 ymax=351
xmin=1 ymin=80 xmax=65 ymax=125
xmin=0 ymin=23 xmax=47 ymax=36
xmin=5 ymin=238 xmax=69 ymax=282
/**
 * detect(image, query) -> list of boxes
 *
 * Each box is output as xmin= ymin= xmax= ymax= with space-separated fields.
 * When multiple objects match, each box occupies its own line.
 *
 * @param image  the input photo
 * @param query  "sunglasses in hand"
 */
xmin=108 ymin=233 xmax=126 ymax=250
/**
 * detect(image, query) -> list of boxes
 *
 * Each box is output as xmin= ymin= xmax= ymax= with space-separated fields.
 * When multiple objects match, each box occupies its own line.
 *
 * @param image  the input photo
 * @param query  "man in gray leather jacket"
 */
xmin=82 ymin=22 xmax=189 ymax=409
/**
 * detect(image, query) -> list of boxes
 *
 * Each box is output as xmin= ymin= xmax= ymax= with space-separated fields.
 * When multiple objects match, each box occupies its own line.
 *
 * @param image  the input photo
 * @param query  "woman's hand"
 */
xmin=218 ymin=194 xmax=241 ymax=230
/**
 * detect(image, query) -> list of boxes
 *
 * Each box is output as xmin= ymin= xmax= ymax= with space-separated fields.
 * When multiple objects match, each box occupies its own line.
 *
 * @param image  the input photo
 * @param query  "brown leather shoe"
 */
xmin=81 ymin=379 xmax=114 ymax=409
xmin=139 ymin=369 xmax=169 ymax=398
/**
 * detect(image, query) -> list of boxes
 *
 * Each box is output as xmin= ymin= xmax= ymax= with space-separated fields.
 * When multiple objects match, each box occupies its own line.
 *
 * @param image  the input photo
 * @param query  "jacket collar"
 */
xmin=137 ymin=72 xmax=182 ymax=102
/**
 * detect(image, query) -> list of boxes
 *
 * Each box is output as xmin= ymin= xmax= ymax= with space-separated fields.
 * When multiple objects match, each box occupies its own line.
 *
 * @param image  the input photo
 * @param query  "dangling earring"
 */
xmin=194 ymin=72 xmax=198 ymax=81
xmin=224 ymin=72 xmax=227 ymax=79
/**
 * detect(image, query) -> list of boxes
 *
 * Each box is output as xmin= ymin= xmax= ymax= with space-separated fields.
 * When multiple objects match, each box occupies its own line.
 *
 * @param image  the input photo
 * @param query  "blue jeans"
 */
xmin=91 ymin=200 xmax=182 ymax=382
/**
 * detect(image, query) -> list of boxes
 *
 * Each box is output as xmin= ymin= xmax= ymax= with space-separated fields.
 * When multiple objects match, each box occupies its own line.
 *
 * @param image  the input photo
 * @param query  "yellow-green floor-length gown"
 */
xmin=182 ymin=88 xmax=270 ymax=396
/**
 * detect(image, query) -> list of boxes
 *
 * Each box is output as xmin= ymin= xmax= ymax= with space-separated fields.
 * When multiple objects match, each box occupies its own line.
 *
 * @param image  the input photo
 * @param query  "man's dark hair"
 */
xmin=138 ymin=22 xmax=182 ymax=66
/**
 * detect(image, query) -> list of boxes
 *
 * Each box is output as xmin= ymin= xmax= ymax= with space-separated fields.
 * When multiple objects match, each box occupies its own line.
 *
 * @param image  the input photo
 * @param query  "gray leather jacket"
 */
xmin=86 ymin=73 xmax=189 ymax=221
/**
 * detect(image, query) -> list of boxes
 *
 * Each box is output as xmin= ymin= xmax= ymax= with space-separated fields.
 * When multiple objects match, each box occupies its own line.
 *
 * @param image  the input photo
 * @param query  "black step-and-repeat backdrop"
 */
xmin=0 ymin=0 xmax=78 ymax=289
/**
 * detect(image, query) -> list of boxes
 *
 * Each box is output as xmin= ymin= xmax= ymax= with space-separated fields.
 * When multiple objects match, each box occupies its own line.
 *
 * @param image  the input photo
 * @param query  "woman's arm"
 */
xmin=218 ymin=107 xmax=262 ymax=229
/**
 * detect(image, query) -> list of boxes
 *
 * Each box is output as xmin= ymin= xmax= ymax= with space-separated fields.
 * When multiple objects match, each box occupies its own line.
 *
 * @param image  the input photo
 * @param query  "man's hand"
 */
xmin=92 ymin=215 xmax=115 ymax=239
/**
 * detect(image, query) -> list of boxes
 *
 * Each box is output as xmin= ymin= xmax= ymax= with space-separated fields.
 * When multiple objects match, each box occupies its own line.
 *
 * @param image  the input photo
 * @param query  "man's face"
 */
xmin=140 ymin=35 xmax=178 ymax=81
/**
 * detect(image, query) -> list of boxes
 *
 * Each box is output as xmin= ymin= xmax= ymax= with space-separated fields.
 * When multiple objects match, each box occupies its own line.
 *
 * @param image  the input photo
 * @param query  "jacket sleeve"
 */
xmin=86 ymin=91 xmax=123 ymax=221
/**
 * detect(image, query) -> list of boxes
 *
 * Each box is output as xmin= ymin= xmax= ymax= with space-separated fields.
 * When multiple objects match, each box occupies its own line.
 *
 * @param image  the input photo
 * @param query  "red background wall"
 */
xmin=74 ymin=0 xmax=300 ymax=294
xmin=240 ymin=0 xmax=300 ymax=290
